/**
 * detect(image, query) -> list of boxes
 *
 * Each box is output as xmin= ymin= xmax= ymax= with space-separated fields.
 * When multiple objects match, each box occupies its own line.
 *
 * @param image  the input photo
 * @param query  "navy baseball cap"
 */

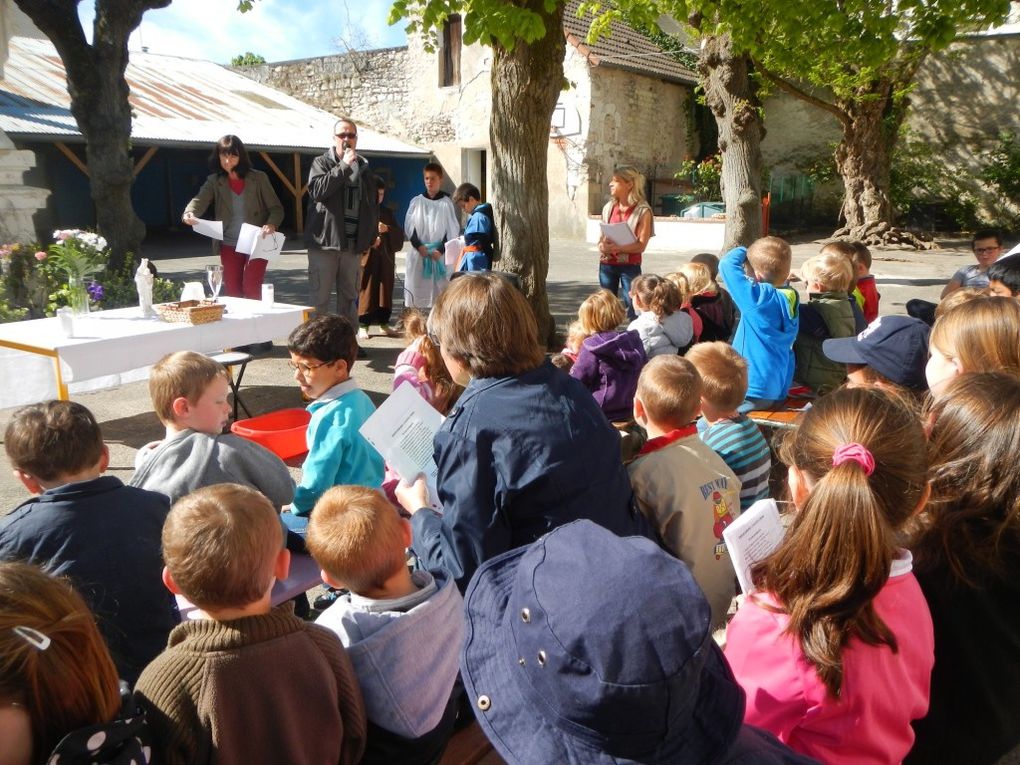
xmin=822 ymin=316 xmax=931 ymax=390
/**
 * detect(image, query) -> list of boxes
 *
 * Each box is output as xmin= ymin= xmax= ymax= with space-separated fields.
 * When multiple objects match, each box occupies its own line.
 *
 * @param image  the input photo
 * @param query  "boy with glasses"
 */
xmin=908 ymin=229 xmax=1003 ymax=325
xmin=284 ymin=316 xmax=383 ymax=538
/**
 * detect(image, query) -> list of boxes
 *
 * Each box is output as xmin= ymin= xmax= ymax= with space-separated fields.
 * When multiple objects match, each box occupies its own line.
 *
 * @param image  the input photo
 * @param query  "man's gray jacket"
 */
xmin=305 ymin=147 xmax=380 ymax=254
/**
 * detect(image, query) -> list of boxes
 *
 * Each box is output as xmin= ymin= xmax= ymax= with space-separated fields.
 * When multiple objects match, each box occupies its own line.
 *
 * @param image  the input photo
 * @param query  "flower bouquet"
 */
xmin=48 ymin=229 xmax=108 ymax=316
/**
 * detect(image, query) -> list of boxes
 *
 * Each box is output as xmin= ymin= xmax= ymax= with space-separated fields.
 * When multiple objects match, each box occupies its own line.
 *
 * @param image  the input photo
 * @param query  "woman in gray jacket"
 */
xmin=183 ymin=134 xmax=284 ymax=300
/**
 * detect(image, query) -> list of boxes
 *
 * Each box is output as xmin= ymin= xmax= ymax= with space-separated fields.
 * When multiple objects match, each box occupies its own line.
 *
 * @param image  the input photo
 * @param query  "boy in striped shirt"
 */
xmin=686 ymin=342 xmax=771 ymax=511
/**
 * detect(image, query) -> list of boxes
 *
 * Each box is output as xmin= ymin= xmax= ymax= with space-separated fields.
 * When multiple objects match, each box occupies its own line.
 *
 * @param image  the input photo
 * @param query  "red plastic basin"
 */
xmin=231 ymin=408 xmax=310 ymax=461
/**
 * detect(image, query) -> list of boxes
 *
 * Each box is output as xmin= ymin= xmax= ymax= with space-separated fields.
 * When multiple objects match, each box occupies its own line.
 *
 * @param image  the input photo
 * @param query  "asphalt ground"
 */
xmin=0 ymin=230 xmax=971 ymax=512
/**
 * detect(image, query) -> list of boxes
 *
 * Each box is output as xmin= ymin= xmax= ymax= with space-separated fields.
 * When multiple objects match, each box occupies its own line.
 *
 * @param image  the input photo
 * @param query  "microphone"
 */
xmin=342 ymin=140 xmax=350 ymax=152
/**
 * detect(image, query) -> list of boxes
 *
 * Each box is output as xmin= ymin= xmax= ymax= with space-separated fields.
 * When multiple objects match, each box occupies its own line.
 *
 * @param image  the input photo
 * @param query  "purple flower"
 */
xmin=87 ymin=281 xmax=104 ymax=302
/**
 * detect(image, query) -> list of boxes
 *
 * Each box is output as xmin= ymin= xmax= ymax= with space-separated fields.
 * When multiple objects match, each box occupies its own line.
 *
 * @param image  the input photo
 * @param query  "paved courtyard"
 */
xmin=0 ymin=231 xmax=976 ymax=510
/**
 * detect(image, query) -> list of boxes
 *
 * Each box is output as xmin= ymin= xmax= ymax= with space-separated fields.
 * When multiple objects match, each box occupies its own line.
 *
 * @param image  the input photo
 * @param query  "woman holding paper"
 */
xmin=182 ymin=134 xmax=284 ymax=300
xmin=394 ymin=273 xmax=651 ymax=592
xmin=598 ymin=165 xmax=654 ymax=320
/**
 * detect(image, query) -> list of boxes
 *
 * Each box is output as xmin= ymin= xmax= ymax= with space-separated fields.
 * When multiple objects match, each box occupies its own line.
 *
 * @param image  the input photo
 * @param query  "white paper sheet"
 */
xmin=235 ymin=223 xmax=261 ymax=255
xmin=599 ymin=221 xmax=637 ymax=245
xmin=1004 ymin=242 xmax=1020 ymax=258
xmin=722 ymin=498 xmax=786 ymax=595
xmin=359 ymin=382 xmax=444 ymax=509
xmin=445 ymin=236 xmax=464 ymax=270
xmin=191 ymin=218 xmax=223 ymax=240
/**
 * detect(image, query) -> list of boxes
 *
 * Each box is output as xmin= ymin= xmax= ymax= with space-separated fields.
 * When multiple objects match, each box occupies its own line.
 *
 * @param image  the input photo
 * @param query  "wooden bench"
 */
xmin=175 ymin=551 xmax=322 ymax=619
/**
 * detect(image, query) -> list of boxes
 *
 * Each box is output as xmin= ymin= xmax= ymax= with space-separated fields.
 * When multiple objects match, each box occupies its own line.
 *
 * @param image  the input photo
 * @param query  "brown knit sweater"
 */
xmin=134 ymin=604 xmax=366 ymax=765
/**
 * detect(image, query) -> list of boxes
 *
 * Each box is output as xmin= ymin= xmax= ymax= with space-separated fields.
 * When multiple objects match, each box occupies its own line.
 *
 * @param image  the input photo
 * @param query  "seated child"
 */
xmin=1 ymin=401 xmax=177 ymax=685
xmin=906 ymin=229 xmax=1003 ymax=325
xmin=986 ymin=252 xmax=1020 ymax=297
xmin=307 ymin=486 xmax=464 ymax=765
xmin=627 ymin=355 xmax=741 ymax=629
xmin=554 ymin=320 xmax=587 ymax=369
xmin=134 ymin=484 xmax=366 ymax=765
xmin=821 ymin=316 xmax=931 ymax=398
xmin=460 ymin=520 xmax=817 ymax=765
xmin=285 ymin=315 xmax=384 ymax=535
xmin=924 ymin=296 xmax=1020 ymax=400
xmin=452 ymin=182 xmax=496 ymax=272
xmin=849 ymin=241 xmax=880 ymax=322
xmin=813 ymin=241 xmax=866 ymax=332
xmin=663 ymin=271 xmax=703 ymax=350
xmin=724 ymin=387 xmax=934 ymax=765
xmin=569 ymin=289 xmax=646 ymax=422
xmin=686 ymin=342 xmax=771 ymax=511
xmin=130 ymin=351 xmax=295 ymax=508
xmin=393 ymin=308 xmax=463 ymax=414
xmin=719 ymin=237 xmax=799 ymax=409
xmin=627 ymin=274 xmax=693 ymax=357
xmin=0 ymin=561 xmax=150 ymax=765
xmin=793 ymin=252 xmax=857 ymax=395
xmin=691 ymin=252 xmax=739 ymax=339
xmin=680 ymin=260 xmax=734 ymax=342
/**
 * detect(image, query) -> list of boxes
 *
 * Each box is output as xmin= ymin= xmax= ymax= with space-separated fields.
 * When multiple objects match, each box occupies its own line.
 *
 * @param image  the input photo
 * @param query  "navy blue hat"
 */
xmin=461 ymin=520 xmax=744 ymax=764
xmin=822 ymin=316 xmax=931 ymax=390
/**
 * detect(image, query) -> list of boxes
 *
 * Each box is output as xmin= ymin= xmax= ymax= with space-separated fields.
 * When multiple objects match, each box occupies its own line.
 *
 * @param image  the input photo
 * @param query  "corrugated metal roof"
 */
xmin=562 ymin=1 xmax=698 ymax=86
xmin=0 ymin=36 xmax=428 ymax=156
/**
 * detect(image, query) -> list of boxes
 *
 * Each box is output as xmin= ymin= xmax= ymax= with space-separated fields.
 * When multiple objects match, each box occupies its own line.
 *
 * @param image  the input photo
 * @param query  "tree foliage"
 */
xmin=230 ymin=51 xmax=266 ymax=66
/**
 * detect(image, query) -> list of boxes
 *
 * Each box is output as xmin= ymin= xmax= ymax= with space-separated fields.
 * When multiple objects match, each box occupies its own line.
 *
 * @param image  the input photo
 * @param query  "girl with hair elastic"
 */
xmin=627 ymin=273 xmax=693 ymax=357
xmin=598 ymin=166 xmax=654 ymax=320
xmin=183 ymin=134 xmax=284 ymax=301
xmin=0 ymin=562 xmax=149 ymax=765
xmin=724 ymin=387 xmax=934 ymax=765
xmin=906 ymin=372 xmax=1020 ymax=765
xmin=925 ymin=295 xmax=1020 ymax=398
xmin=393 ymin=308 xmax=462 ymax=415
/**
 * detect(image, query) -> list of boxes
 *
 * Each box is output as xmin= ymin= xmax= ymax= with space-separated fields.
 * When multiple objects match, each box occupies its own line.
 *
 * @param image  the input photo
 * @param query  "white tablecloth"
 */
xmin=0 ymin=298 xmax=308 ymax=410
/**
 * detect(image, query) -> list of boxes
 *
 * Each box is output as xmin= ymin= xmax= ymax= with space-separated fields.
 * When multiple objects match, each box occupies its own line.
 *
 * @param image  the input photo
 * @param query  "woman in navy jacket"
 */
xmin=396 ymin=273 xmax=650 ymax=591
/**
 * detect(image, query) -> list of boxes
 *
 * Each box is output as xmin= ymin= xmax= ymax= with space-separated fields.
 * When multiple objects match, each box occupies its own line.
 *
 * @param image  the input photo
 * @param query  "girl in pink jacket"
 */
xmin=724 ymin=387 xmax=934 ymax=765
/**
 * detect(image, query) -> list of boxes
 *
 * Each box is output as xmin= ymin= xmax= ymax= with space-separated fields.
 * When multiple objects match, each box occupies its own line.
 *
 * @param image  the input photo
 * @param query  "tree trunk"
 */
xmin=14 ymin=0 xmax=169 ymax=272
xmin=832 ymin=63 xmax=921 ymax=239
xmin=489 ymin=1 xmax=566 ymax=348
xmin=699 ymin=35 xmax=765 ymax=251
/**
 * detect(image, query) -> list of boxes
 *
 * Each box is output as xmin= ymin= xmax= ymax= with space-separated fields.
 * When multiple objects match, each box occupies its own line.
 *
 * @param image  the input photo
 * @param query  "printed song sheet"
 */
xmin=359 ymin=382 xmax=444 ymax=510
xmin=722 ymin=498 xmax=786 ymax=594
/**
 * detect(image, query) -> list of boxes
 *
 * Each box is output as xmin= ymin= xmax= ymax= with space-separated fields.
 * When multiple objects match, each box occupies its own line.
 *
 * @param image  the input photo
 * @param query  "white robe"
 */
xmin=403 ymin=193 xmax=461 ymax=308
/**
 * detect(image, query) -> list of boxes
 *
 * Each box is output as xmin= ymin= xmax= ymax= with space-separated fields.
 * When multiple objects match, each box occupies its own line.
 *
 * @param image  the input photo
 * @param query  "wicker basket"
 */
xmin=156 ymin=300 xmax=226 ymax=325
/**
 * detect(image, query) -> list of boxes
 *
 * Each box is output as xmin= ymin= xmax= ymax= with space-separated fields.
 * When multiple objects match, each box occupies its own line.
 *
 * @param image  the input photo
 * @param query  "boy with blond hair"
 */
xmin=794 ymin=251 xmax=857 ymax=395
xmin=719 ymin=237 xmax=799 ymax=409
xmin=1 ymin=400 xmax=177 ymax=684
xmin=130 ymin=351 xmax=294 ymax=508
xmin=307 ymin=486 xmax=463 ymax=764
xmin=686 ymin=342 xmax=770 ymax=511
xmin=627 ymin=355 xmax=741 ymax=628
xmin=134 ymin=484 xmax=366 ymax=765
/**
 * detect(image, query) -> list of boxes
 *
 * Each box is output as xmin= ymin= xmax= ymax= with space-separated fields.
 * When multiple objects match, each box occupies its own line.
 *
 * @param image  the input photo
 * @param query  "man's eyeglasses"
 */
xmin=288 ymin=360 xmax=333 ymax=374
xmin=335 ymin=132 xmax=358 ymax=140
xmin=975 ymin=246 xmax=1000 ymax=254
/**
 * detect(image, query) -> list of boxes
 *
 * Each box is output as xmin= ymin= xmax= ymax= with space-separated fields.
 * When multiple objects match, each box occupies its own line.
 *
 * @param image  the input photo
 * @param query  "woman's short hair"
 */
xmin=428 ymin=273 xmax=544 ymax=378
xmin=209 ymin=134 xmax=252 ymax=178
xmin=0 ymin=562 xmax=121 ymax=760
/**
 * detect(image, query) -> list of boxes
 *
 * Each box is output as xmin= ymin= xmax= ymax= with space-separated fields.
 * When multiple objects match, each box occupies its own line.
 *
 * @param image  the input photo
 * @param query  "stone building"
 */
xmin=238 ymin=1 xmax=701 ymax=239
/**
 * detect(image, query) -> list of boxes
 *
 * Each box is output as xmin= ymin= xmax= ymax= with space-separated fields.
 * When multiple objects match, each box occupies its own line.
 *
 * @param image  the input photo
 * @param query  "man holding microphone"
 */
xmin=305 ymin=117 xmax=380 ymax=335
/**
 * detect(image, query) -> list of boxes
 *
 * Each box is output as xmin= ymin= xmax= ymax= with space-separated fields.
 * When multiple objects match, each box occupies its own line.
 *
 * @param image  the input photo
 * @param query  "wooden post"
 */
xmin=132 ymin=146 xmax=159 ymax=178
xmin=54 ymin=142 xmax=89 ymax=177
xmin=259 ymin=150 xmax=308 ymax=235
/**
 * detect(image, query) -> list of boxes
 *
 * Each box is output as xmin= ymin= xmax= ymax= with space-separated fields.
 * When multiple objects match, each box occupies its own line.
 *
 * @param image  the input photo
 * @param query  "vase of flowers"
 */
xmin=48 ymin=229 xmax=107 ymax=317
